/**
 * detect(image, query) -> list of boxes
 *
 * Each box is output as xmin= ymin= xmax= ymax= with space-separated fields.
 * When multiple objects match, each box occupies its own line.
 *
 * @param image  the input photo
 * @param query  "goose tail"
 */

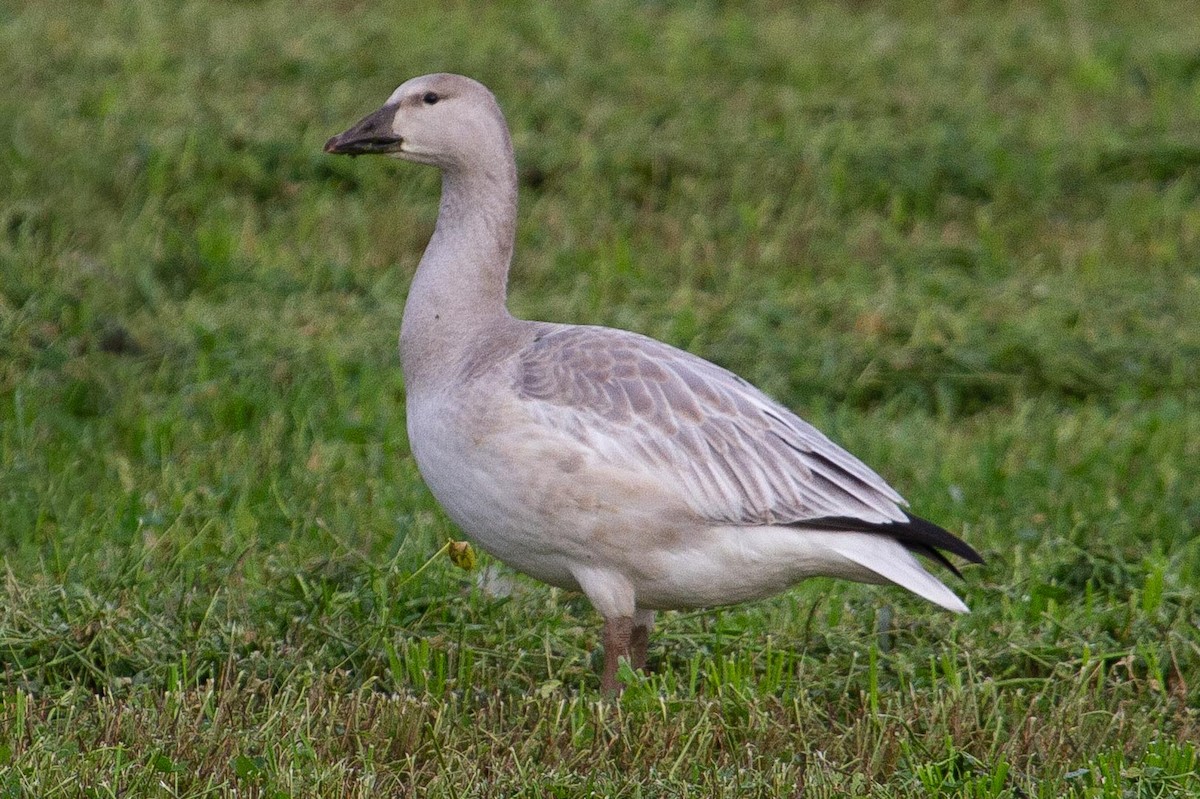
xmin=796 ymin=513 xmax=982 ymax=613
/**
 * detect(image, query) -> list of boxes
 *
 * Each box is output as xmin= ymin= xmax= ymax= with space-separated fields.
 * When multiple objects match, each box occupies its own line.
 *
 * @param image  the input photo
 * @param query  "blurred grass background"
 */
xmin=1 ymin=0 xmax=1199 ymax=796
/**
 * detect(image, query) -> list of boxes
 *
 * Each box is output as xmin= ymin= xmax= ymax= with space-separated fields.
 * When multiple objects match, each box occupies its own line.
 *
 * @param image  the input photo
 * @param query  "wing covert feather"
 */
xmin=516 ymin=326 xmax=908 ymax=527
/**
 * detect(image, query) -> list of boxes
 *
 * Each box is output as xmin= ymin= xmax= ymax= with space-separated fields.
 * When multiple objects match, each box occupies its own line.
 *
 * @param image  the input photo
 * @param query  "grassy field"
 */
xmin=2 ymin=0 xmax=1200 ymax=795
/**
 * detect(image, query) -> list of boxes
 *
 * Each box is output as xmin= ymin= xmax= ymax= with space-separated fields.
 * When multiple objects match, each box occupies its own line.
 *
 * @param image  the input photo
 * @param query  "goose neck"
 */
xmin=400 ymin=162 xmax=519 ymax=381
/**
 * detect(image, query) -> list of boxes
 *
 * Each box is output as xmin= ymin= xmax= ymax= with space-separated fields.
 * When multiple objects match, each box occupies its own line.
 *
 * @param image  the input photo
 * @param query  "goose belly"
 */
xmin=405 ymin=393 xmax=676 ymax=592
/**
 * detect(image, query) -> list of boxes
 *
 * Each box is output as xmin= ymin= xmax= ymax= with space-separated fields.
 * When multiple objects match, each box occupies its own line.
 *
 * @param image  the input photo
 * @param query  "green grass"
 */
xmin=2 ymin=0 xmax=1200 ymax=795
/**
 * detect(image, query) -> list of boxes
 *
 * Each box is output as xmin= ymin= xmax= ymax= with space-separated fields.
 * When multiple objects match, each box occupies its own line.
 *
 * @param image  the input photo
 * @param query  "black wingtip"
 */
xmin=898 ymin=511 xmax=985 ymax=566
xmin=794 ymin=511 xmax=984 ymax=576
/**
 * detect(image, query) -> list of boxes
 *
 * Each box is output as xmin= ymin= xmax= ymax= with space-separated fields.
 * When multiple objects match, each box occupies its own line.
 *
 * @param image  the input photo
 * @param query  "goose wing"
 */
xmin=517 ymin=324 xmax=905 ymax=525
xmin=515 ymin=325 xmax=982 ymax=569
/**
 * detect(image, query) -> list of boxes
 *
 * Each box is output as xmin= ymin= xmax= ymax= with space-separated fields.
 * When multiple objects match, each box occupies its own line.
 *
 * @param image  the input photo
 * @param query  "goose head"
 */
xmin=324 ymin=73 xmax=509 ymax=172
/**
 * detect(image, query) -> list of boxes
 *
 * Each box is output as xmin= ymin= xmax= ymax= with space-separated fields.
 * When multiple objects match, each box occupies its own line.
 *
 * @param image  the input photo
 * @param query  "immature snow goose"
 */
xmin=325 ymin=74 xmax=983 ymax=693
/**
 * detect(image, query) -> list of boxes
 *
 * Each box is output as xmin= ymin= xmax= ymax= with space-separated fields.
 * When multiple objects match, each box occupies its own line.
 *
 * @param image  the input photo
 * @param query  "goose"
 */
xmin=324 ymin=73 xmax=983 ymax=693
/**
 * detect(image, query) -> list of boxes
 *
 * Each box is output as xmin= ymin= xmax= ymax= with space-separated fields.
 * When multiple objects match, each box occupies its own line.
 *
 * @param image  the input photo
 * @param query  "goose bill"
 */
xmin=324 ymin=105 xmax=403 ymax=155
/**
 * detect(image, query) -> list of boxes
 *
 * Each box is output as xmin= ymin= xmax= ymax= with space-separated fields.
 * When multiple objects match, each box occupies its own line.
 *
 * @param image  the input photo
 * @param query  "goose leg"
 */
xmin=601 ymin=616 xmax=634 ymax=694
xmin=630 ymin=609 xmax=656 ymax=672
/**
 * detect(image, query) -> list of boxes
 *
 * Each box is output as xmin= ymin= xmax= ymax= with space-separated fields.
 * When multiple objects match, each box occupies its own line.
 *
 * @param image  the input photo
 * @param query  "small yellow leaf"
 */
xmin=447 ymin=541 xmax=476 ymax=570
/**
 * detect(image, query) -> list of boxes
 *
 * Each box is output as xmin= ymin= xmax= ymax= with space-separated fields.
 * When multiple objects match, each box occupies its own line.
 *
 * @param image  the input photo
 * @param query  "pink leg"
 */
xmin=601 ymin=616 xmax=634 ymax=694
xmin=630 ymin=609 xmax=656 ymax=672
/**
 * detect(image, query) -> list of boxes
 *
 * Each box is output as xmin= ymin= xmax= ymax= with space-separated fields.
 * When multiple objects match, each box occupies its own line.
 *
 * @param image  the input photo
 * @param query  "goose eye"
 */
xmin=422 ymin=91 xmax=439 ymax=105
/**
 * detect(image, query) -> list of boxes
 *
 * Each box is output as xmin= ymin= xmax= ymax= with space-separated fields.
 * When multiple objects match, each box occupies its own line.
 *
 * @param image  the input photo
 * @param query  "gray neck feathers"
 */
xmin=400 ymin=111 xmax=520 ymax=384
